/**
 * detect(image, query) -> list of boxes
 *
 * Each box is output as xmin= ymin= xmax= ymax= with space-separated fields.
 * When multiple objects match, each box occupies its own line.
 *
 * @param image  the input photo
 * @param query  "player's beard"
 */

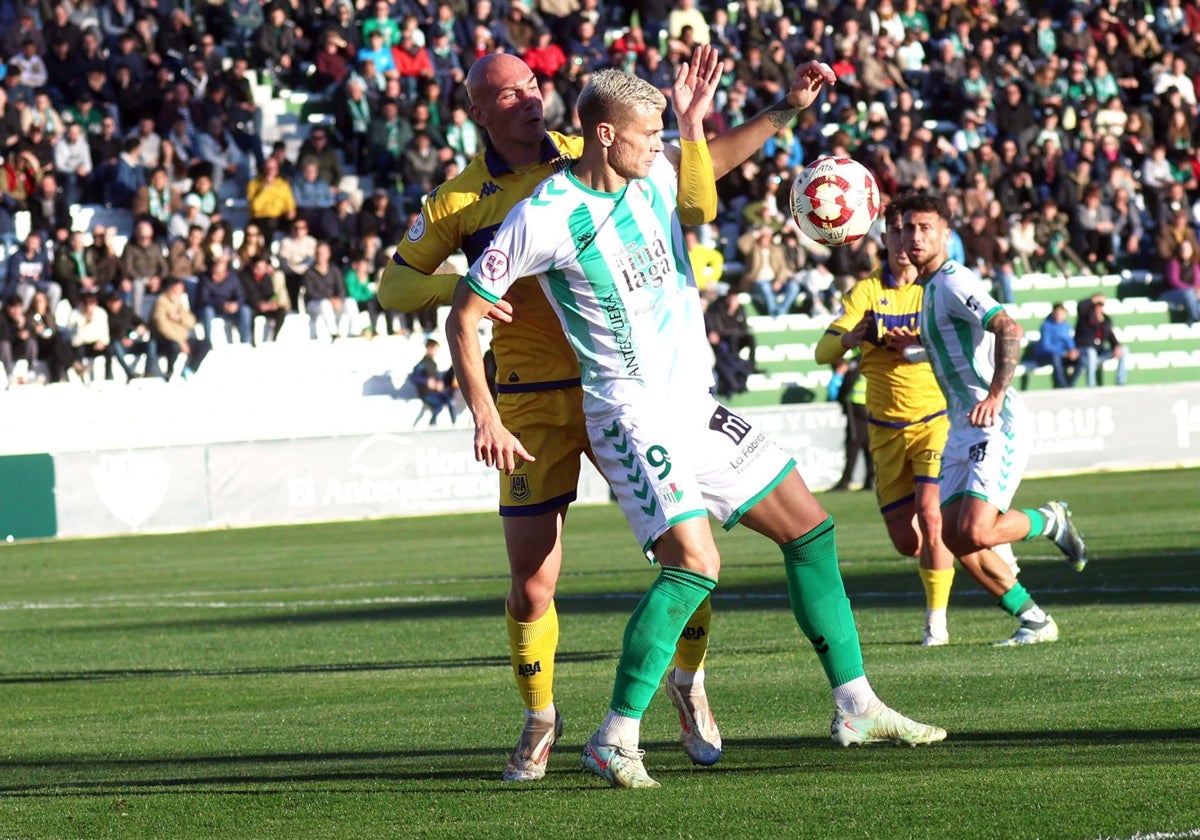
xmin=907 ymin=248 xmax=937 ymax=278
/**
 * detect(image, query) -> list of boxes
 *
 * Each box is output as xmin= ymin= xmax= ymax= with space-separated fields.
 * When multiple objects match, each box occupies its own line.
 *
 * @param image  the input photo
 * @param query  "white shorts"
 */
xmin=940 ymin=395 xmax=1031 ymax=513
xmin=588 ymin=395 xmax=797 ymax=557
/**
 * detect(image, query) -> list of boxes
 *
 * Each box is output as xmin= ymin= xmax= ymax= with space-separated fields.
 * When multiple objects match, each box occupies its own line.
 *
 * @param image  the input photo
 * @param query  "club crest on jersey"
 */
xmin=406 ymin=213 xmax=426 ymax=242
xmin=480 ymin=248 xmax=509 ymax=283
xmin=509 ymin=473 xmax=530 ymax=501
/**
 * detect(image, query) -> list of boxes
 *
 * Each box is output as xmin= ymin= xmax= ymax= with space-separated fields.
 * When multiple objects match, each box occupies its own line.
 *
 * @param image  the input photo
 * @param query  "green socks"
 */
xmin=610 ymin=566 xmax=718 ymax=719
xmin=781 ymin=517 xmax=865 ymax=688
xmin=1021 ymin=506 xmax=1052 ymax=540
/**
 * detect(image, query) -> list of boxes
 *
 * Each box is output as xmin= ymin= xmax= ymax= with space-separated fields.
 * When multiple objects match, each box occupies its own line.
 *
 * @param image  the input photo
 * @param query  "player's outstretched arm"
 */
xmin=706 ymin=60 xmax=836 ymax=180
xmin=379 ymin=260 xmax=517 ymax=323
xmin=377 ymin=260 xmax=459 ymax=314
xmin=445 ymin=282 xmax=534 ymax=472
xmin=969 ymin=309 xmax=1023 ymax=427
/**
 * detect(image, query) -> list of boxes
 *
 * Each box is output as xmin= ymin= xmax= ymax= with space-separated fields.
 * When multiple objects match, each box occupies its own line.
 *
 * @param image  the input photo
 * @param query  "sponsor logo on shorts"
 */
xmin=709 ymin=406 xmax=751 ymax=444
xmin=969 ymin=441 xmax=988 ymax=463
xmin=509 ymin=473 xmax=531 ymax=501
xmin=729 ymin=431 xmax=767 ymax=471
xmin=406 ymin=213 xmax=426 ymax=241
xmin=480 ymin=248 xmax=509 ymax=283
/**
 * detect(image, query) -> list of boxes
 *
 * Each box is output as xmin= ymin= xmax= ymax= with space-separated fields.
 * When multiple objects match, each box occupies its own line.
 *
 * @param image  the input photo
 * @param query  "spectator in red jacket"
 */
xmin=523 ymin=30 xmax=567 ymax=80
xmin=392 ymin=29 xmax=433 ymax=101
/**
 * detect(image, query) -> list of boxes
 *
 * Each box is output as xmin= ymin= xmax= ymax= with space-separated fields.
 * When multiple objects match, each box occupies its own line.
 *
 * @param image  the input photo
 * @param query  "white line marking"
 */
xmin=2 ymin=585 xmax=1196 ymax=612
xmin=0 ymin=595 xmax=467 ymax=611
xmin=1096 ymin=830 xmax=1200 ymax=840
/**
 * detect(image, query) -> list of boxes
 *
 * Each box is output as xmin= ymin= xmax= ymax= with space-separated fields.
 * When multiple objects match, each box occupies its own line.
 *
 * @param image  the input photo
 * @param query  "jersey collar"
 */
xmin=881 ymin=262 xmax=899 ymax=289
xmin=483 ymin=133 xmax=565 ymax=177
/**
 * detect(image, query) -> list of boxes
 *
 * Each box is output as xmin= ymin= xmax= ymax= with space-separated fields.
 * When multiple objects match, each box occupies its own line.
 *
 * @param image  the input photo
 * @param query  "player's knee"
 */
xmin=507 ymin=580 xmax=556 ymax=621
xmin=888 ymin=528 xmax=921 ymax=557
xmin=954 ymin=519 xmax=994 ymax=554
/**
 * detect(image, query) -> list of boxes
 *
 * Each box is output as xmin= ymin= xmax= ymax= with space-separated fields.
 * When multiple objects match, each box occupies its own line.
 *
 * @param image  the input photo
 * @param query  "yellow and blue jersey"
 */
xmin=392 ymin=131 xmax=585 ymax=393
xmin=818 ymin=266 xmax=947 ymax=427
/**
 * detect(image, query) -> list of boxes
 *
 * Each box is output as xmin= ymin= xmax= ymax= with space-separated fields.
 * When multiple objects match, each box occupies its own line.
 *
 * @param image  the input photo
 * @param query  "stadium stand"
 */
xmin=4 ymin=0 xmax=1200 ymax=427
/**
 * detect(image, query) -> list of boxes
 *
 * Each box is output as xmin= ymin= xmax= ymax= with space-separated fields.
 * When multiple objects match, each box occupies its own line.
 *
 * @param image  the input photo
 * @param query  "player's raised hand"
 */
xmin=672 ymin=44 xmax=721 ymax=137
xmin=473 ymin=416 xmax=536 ymax=474
xmin=786 ymin=61 xmax=837 ymax=112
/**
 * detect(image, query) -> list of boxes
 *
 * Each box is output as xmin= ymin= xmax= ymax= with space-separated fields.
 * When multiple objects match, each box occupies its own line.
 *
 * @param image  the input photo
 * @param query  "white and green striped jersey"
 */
xmin=918 ymin=259 xmax=1014 ymax=422
xmin=464 ymin=153 xmax=713 ymax=417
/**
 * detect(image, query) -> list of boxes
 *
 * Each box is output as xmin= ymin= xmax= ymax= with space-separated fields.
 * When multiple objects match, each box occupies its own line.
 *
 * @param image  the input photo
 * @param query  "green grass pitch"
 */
xmin=2 ymin=468 xmax=1199 ymax=839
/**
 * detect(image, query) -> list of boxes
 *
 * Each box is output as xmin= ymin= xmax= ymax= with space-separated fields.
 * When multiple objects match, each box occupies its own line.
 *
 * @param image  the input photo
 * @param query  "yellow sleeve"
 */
xmin=813 ymin=328 xmax=849 ymax=366
xmin=676 ymin=138 xmax=718 ymax=227
xmin=813 ymin=279 xmax=873 ymax=365
xmin=377 ymin=260 xmax=459 ymax=313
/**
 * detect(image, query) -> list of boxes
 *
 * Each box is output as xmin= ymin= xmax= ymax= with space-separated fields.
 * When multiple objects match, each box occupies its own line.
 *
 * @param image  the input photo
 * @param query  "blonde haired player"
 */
xmin=815 ymin=197 xmax=1021 ymax=646
xmin=448 ymin=61 xmax=945 ymax=791
xmin=380 ymin=46 xmax=821 ymax=781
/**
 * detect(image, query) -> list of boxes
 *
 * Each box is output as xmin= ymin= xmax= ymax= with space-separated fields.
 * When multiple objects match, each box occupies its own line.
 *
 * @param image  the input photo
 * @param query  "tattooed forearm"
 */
xmin=989 ymin=313 xmax=1023 ymax=393
xmin=993 ymin=334 xmax=1021 ymax=391
xmin=767 ymin=99 xmax=800 ymax=129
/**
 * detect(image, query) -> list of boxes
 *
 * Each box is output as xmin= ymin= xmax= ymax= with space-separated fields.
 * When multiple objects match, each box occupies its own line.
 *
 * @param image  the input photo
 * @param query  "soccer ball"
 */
xmin=790 ymin=157 xmax=881 ymax=247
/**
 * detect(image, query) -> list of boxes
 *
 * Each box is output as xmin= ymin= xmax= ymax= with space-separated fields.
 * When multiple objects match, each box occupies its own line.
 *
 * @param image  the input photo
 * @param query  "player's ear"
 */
xmin=596 ymin=122 xmax=617 ymax=147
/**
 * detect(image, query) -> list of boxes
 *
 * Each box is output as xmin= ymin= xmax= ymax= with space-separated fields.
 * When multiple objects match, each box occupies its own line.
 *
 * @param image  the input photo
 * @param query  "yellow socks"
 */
xmin=918 ymin=567 xmax=955 ymax=613
xmin=671 ymin=595 xmax=713 ymax=675
xmin=506 ymin=600 xmax=558 ymax=712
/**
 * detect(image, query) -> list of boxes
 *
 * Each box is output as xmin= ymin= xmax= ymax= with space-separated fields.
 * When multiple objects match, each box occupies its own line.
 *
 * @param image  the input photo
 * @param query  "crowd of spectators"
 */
xmin=4 ymin=0 xmax=1200 ymax=388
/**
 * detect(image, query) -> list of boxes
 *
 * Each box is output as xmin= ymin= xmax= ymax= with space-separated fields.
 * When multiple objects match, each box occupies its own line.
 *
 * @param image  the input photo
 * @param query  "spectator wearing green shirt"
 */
xmin=344 ymin=253 xmax=396 ymax=337
xmin=362 ymin=1 xmax=402 ymax=48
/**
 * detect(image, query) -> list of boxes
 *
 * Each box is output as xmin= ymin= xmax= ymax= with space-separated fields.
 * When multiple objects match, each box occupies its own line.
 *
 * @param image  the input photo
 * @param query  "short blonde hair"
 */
xmin=576 ymin=70 xmax=666 ymax=133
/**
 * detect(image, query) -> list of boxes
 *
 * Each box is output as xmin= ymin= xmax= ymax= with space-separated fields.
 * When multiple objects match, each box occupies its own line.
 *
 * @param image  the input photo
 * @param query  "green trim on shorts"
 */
xmin=641 ymin=509 xmax=709 ymax=559
xmin=721 ymin=459 xmax=797 ymax=531
xmin=941 ymin=489 xmax=1008 ymax=512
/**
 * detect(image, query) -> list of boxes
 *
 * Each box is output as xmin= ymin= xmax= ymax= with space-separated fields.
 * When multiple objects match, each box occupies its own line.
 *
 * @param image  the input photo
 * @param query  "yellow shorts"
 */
xmin=868 ymin=413 xmax=949 ymax=514
xmin=496 ymin=386 xmax=593 ymax=516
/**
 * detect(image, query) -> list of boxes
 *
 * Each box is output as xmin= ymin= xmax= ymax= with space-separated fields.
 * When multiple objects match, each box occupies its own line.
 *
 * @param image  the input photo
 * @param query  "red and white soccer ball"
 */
xmin=790 ymin=157 xmax=881 ymax=247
